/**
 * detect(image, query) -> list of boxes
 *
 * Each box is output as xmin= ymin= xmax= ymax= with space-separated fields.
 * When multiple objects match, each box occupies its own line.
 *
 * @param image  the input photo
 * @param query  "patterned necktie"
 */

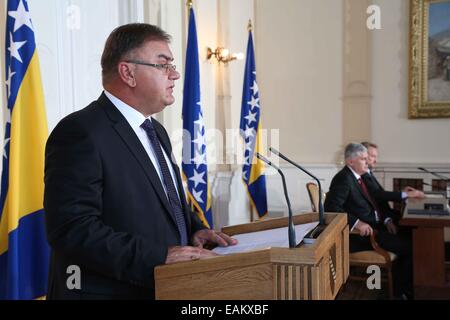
xmin=141 ymin=119 xmax=188 ymax=245
xmin=358 ymin=178 xmax=383 ymax=222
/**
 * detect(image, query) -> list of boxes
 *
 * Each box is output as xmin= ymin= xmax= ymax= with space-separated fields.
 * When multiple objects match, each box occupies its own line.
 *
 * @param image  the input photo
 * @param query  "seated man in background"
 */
xmin=324 ymin=143 xmax=413 ymax=299
xmin=361 ymin=141 xmax=425 ymax=233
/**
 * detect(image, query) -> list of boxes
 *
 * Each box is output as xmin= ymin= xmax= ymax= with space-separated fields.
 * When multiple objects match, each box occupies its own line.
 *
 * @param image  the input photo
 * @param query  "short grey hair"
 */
xmin=344 ymin=143 xmax=367 ymax=160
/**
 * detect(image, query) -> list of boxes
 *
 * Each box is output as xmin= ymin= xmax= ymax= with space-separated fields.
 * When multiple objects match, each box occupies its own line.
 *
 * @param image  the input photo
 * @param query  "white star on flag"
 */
xmin=250 ymin=80 xmax=259 ymax=95
xmin=245 ymin=141 xmax=253 ymax=152
xmin=8 ymin=33 xmax=27 ymax=63
xmin=244 ymin=125 xmax=255 ymax=138
xmin=4 ymin=108 xmax=11 ymax=125
xmin=3 ymin=138 xmax=11 ymax=159
xmin=5 ymin=66 xmax=16 ymax=98
xmin=192 ymin=131 xmax=206 ymax=149
xmin=244 ymin=110 xmax=257 ymax=125
xmin=189 ymin=169 xmax=206 ymax=188
xmin=8 ymin=0 xmax=34 ymax=32
xmin=247 ymin=96 xmax=260 ymax=110
xmin=194 ymin=103 xmax=204 ymax=127
xmin=192 ymin=150 xmax=207 ymax=168
xmin=192 ymin=189 xmax=204 ymax=204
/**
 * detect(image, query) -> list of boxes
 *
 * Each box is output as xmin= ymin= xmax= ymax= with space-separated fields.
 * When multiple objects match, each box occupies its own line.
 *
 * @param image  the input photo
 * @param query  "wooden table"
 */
xmin=400 ymin=215 xmax=450 ymax=299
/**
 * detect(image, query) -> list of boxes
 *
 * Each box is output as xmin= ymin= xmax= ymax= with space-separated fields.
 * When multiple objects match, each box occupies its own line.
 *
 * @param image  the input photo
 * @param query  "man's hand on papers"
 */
xmin=165 ymin=230 xmax=238 ymax=264
xmin=192 ymin=229 xmax=238 ymax=249
xmin=165 ymin=245 xmax=219 ymax=264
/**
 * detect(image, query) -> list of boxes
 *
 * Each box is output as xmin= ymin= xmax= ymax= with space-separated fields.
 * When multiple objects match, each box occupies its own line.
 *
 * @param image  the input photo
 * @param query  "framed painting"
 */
xmin=409 ymin=0 xmax=450 ymax=118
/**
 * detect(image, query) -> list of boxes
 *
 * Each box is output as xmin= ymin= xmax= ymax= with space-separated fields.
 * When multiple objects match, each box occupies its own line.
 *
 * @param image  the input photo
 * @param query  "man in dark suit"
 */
xmin=44 ymin=23 xmax=237 ymax=300
xmin=324 ymin=143 xmax=413 ymax=298
xmin=361 ymin=141 xmax=424 ymax=232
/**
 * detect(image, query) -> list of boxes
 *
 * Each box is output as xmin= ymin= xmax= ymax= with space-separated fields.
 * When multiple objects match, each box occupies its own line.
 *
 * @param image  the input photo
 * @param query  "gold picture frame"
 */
xmin=409 ymin=0 xmax=450 ymax=118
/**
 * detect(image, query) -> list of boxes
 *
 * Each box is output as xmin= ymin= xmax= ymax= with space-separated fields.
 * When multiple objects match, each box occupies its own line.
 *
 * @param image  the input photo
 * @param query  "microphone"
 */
xmin=418 ymin=167 xmax=450 ymax=199
xmin=270 ymin=147 xmax=325 ymax=226
xmin=255 ymin=152 xmax=297 ymax=248
xmin=418 ymin=167 xmax=450 ymax=181
xmin=269 ymin=147 xmax=326 ymax=243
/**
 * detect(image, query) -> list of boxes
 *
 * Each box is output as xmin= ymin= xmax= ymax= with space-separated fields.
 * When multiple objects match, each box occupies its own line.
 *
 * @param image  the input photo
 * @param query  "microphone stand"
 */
xmin=269 ymin=147 xmax=326 ymax=242
xmin=256 ymin=153 xmax=296 ymax=248
xmin=418 ymin=167 xmax=450 ymax=200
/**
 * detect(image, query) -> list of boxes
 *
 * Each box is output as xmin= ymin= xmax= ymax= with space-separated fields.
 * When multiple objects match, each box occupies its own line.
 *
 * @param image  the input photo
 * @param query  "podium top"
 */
xmin=154 ymin=213 xmax=347 ymax=279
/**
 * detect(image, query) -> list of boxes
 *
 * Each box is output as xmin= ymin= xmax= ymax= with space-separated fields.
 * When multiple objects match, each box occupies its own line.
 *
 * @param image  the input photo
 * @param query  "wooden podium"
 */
xmin=155 ymin=213 xmax=349 ymax=300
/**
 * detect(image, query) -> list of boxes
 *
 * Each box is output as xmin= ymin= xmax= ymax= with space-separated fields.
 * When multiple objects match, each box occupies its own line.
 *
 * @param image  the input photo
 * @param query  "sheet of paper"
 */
xmin=213 ymin=221 xmax=319 ymax=255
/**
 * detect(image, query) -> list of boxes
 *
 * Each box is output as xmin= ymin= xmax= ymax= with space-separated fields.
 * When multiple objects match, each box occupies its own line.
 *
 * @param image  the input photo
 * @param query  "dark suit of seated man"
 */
xmin=44 ymin=23 xmax=237 ymax=300
xmin=361 ymin=142 xmax=425 ymax=229
xmin=324 ymin=143 xmax=413 ymax=299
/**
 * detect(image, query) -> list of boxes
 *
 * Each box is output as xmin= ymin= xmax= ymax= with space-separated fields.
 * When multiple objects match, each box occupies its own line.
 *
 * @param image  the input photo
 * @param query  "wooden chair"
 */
xmin=306 ymin=182 xmax=396 ymax=299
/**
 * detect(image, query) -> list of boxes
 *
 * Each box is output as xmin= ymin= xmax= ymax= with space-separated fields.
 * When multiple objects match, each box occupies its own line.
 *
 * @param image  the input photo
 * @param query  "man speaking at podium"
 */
xmin=44 ymin=24 xmax=236 ymax=300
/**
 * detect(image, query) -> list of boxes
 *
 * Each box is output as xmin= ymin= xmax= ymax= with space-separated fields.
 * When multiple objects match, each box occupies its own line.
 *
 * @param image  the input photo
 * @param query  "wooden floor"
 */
xmin=336 ymin=263 xmax=450 ymax=300
xmin=336 ymin=266 xmax=389 ymax=300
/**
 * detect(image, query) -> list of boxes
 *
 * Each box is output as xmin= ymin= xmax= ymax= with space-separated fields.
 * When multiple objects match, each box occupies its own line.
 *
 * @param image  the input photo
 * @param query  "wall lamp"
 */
xmin=206 ymin=47 xmax=244 ymax=64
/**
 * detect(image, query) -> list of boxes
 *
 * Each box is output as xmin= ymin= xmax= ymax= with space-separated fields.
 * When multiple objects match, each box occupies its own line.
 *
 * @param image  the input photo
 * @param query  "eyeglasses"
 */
xmin=125 ymin=60 xmax=177 ymax=74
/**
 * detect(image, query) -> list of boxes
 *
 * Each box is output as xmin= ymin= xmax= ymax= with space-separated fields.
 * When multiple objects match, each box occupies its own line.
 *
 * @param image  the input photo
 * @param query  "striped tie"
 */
xmin=141 ymin=119 xmax=188 ymax=245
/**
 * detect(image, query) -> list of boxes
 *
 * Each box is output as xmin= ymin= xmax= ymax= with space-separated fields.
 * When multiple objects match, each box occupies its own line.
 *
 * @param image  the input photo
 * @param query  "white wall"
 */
xmin=28 ymin=0 xmax=122 ymax=132
xmin=372 ymin=0 xmax=450 ymax=164
xmin=256 ymin=0 xmax=344 ymax=164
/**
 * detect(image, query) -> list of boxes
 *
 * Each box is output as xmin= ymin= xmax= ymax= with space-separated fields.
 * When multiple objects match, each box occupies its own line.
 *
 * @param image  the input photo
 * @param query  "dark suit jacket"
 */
xmin=362 ymin=172 xmax=402 ymax=202
xmin=362 ymin=172 xmax=403 ymax=221
xmin=44 ymin=93 xmax=206 ymax=300
xmin=324 ymin=166 xmax=395 ymax=227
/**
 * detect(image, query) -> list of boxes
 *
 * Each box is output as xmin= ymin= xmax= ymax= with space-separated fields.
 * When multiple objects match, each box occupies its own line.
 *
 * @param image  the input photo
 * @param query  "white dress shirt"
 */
xmin=104 ymin=90 xmax=180 ymax=200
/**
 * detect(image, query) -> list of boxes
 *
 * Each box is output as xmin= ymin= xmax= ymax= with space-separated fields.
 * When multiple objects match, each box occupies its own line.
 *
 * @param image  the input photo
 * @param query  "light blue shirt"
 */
xmin=104 ymin=90 xmax=180 ymax=200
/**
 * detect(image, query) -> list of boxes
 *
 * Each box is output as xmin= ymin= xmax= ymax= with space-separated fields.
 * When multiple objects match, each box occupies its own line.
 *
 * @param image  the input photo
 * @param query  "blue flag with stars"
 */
xmin=1 ymin=0 xmax=49 ymax=299
xmin=182 ymin=8 xmax=213 ymax=228
xmin=240 ymin=30 xmax=268 ymax=219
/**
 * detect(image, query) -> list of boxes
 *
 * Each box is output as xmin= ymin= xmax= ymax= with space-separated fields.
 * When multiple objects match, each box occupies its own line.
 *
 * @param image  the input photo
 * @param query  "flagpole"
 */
xmin=248 ymin=19 xmax=253 ymax=33
xmin=187 ymin=0 xmax=193 ymax=18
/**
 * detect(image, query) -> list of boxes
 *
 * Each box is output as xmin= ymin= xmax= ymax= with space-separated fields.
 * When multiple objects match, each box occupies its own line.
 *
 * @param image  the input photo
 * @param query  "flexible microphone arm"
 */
xmin=270 ymin=147 xmax=325 ymax=226
xmin=418 ymin=167 xmax=450 ymax=200
xmin=418 ymin=167 xmax=450 ymax=181
xmin=256 ymin=152 xmax=297 ymax=248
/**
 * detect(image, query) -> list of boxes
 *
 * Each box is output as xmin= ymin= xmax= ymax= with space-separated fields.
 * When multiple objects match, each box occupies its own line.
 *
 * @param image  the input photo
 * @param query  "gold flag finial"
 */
xmin=248 ymin=19 xmax=253 ymax=32
xmin=187 ymin=0 xmax=193 ymax=9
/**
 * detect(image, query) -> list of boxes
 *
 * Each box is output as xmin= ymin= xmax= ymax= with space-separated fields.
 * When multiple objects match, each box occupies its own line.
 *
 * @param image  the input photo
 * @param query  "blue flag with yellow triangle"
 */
xmin=0 ymin=0 xmax=49 ymax=300
xmin=240 ymin=30 xmax=268 ymax=218
xmin=182 ymin=8 xmax=213 ymax=228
